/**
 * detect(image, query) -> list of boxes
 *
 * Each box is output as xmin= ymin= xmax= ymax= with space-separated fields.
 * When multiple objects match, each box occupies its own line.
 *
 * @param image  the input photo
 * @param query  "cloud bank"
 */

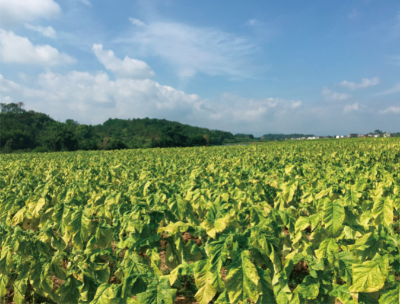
xmin=339 ymin=77 xmax=380 ymax=90
xmin=1 ymin=44 xmax=398 ymax=135
xmin=0 ymin=29 xmax=75 ymax=65
xmin=322 ymin=87 xmax=351 ymax=101
xmin=119 ymin=20 xmax=258 ymax=79
xmin=93 ymin=44 xmax=155 ymax=79
xmin=24 ymin=24 xmax=57 ymax=38
xmin=0 ymin=0 xmax=60 ymax=26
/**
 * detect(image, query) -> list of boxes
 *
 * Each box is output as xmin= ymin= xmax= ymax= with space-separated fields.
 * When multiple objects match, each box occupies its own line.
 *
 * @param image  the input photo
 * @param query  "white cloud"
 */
xmin=92 ymin=44 xmax=155 ymax=79
xmin=377 ymin=83 xmax=400 ymax=95
xmin=0 ymin=74 xmax=20 ymax=104
xmin=0 ymin=70 xmax=200 ymax=124
xmin=379 ymin=106 xmax=400 ymax=114
xmin=1 ymin=47 xmax=393 ymax=135
xmin=0 ymin=96 xmax=13 ymax=103
xmin=198 ymin=93 xmax=302 ymax=122
xmin=24 ymin=24 xmax=56 ymax=38
xmin=339 ymin=77 xmax=380 ymax=90
xmin=0 ymin=0 xmax=60 ymax=26
xmin=0 ymin=74 xmax=22 ymax=92
xmin=118 ymin=21 xmax=257 ymax=78
xmin=343 ymin=103 xmax=359 ymax=114
xmin=0 ymin=67 xmax=304 ymax=132
xmin=129 ymin=17 xmax=145 ymax=27
xmin=322 ymin=87 xmax=351 ymax=101
xmin=0 ymin=29 xmax=75 ymax=66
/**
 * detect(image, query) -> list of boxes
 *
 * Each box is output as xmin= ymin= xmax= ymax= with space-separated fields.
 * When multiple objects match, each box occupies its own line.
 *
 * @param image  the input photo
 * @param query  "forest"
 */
xmin=0 ymin=103 xmax=235 ymax=153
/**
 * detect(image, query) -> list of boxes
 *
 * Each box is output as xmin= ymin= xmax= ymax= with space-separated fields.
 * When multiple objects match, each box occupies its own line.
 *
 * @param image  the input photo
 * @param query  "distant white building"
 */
xmin=383 ymin=133 xmax=392 ymax=137
xmin=308 ymin=136 xmax=319 ymax=140
xmin=374 ymin=134 xmax=380 ymax=137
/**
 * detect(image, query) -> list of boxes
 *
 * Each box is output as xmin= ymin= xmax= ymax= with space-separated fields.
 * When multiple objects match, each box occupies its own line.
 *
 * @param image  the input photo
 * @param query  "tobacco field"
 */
xmin=1 ymin=138 xmax=400 ymax=304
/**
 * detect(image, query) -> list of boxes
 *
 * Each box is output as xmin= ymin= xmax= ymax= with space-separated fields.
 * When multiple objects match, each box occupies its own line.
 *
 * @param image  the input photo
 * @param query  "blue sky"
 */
xmin=0 ymin=0 xmax=399 ymax=135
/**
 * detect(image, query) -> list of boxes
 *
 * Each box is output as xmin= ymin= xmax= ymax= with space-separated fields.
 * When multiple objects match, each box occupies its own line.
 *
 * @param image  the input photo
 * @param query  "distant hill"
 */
xmin=0 ymin=103 xmax=234 ymax=152
xmin=94 ymin=117 xmax=234 ymax=148
xmin=261 ymin=133 xmax=315 ymax=140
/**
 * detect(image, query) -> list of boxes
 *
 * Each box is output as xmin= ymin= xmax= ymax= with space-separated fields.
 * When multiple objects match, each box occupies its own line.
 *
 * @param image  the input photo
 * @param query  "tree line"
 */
xmin=0 ymin=103 xmax=235 ymax=153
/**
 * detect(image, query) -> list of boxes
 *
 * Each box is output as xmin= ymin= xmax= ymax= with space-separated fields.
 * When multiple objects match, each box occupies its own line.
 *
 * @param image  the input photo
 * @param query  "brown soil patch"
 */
xmin=293 ymin=260 xmax=308 ymax=272
xmin=175 ymin=297 xmax=198 ymax=304
xmin=51 ymin=275 xmax=65 ymax=292
xmin=160 ymin=250 xmax=170 ymax=272
xmin=182 ymin=232 xmax=202 ymax=246
xmin=283 ymin=228 xmax=290 ymax=236
xmin=221 ymin=267 xmax=227 ymax=282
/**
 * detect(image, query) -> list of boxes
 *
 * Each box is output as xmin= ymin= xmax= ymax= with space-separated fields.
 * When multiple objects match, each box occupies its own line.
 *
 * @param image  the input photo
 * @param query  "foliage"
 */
xmin=151 ymin=126 xmax=208 ymax=148
xmin=1 ymin=138 xmax=400 ymax=303
xmin=0 ymin=103 xmax=233 ymax=152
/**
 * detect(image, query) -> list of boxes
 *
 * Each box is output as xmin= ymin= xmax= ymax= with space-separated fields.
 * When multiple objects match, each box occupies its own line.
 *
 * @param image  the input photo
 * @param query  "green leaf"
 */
xmin=95 ymin=223 xmax=114 ymax=249
xmin=89 ymin=283 xmax=114 ymax=304
xmin=315 ymin=237 xmax=339 ymax=261
xmin=379 ymin=282 xmax=400 ymax=304
xmin=315 ymin=188 xmax=331 ymax=200
xmin=294 ymin=216 xmax=310 ymax=234
xmin=121 ymin=273 xmax=147 ymax=298
xmin=28 ymin=197 xmax=46 ymax=218
xmin=0 ymin=274 xmax=7 ymax=299
xmin=13 ymin=263 xmax=29 ymax=304
xmin=225 ymin=250 xmax=260 ymax=304
xmin=256 ymin=267 xmax=277 ymax=304
xmin=0 ymin=245 xmax=13 ymax=274
xmin=349 ymin=255 xmax=388 ymax=293
xmin=201 ymin=215 xmax=230 ymax=239
xmin=294 ymin=282 xmax=319 ymax=300
xmin=330 ymin=284 xmax=357 ymax=304
xmin=342 ymin=187 xmax=359 ymax=206
xmin=67 ymin=207 xmax=91 ymax=249
xmin=166 ymin=263 xmax=194 ymax=286
xmin=136 ymin=278 xmax=176 ymax=304
xmin=323 ymin=199 xmax=345 ymax=237
xmin=79 ymin=275 xmax=98 ymax=303
xmin=56 ymin=275 xmax=81 ymax=304
xmin=358 ymin=292 xmax=379 ymax=304
xmin=11 ymin=206 xmax=27 ymax=226
xmin=193 ymin=237 xmax=228 ymax=304
xmin=348 ymin=233 xmax=383 ymax=261
xmin=337 ymin=251 xmax=359 ymax=285
xmin=372 ymin=197 xmax=394 ymax=227
xmin=165 ymin=237 xmax=182 ymax=270
xmin=194 ymin=260 xmax=218 ymax=304
xmin=215 ymin=291 xmax=230 ymax=304
xmin=159 ymin=221 xmax=190 ymax=235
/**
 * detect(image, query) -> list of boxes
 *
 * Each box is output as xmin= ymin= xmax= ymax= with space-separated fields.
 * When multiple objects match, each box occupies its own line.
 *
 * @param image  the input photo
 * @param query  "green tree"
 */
xmin=44 ymin=125 xmax=79 ymax=151
xmin=105 ymin=139 xmax=127 ymax=150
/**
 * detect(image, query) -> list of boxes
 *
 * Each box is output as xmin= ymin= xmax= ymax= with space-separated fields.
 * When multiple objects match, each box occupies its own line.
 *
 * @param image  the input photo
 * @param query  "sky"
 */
xmin=0 ymin=0 xmax=400 ymax=136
